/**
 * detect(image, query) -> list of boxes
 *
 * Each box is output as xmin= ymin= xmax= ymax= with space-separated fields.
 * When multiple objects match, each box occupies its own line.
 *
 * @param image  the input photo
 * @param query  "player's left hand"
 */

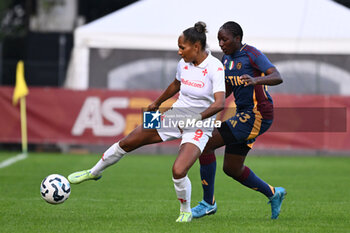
xmin=240 ymin=74 xmax=256 ymax=86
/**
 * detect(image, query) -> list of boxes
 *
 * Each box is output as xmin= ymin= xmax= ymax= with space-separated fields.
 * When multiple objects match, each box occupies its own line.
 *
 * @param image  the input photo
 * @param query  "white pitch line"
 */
xmin=0 ymin=153 xmax=28 ymax=169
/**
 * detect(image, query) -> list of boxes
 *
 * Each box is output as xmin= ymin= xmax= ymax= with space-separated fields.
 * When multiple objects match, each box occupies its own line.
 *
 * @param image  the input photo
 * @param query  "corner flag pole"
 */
xmin=20 ymin=97 xmax=28 ymax=153
xmin=13 ymin=60 xmax=29 ymax=154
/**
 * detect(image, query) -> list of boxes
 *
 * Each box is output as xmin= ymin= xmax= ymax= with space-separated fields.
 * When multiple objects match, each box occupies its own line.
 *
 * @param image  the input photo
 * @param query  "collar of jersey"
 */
xmin=240 ymin=43 xmax=247 ymax=52
xmin=230 ymin=44 xmax=247 ymax=58
xmin=191 ymin=50 xmax=211 ymax=68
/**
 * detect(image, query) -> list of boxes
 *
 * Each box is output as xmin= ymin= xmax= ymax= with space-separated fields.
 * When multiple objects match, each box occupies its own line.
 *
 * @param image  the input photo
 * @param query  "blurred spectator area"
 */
xmin=0 ymin=0 xmax=139 ymax=87
xmin=0 ymin=0 xmax=347 ymax=87
xmin=2 ymin=32 xmax=73 ymax=86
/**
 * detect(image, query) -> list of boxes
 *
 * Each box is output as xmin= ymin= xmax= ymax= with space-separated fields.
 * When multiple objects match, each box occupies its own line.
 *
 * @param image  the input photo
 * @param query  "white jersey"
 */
xmin=157 ymin=52 xmax=225 ymax=149
xmin=173 ymin=52 xmax=225 ymax=112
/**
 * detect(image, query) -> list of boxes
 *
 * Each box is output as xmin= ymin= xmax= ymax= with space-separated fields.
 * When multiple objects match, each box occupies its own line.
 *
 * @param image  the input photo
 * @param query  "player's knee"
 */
xmin=172 ymin=165 xmax=187 ymax=179
xmin=222 ymin=164 xmax=240 ymax=179
xmin=222 ymin=164 xmax=233 ymax=177
xmin=119 ymin=140 xmax=134 ymax=152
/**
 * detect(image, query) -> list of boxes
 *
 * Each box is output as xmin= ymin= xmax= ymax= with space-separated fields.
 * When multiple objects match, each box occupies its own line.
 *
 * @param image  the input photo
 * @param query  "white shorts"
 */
xmin=156 ymin=108 xmax=213 ymax=152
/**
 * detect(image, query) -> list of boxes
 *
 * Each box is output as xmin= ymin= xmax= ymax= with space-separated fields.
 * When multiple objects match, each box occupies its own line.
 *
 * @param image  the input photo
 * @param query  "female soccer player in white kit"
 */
xmin=68 ymin=22 xmax=225 ymax=222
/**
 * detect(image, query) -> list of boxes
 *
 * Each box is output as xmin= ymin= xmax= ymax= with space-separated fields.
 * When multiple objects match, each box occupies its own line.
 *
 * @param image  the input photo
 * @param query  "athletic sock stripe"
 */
xmin=269 ymin=185 xmax=275 ymax=195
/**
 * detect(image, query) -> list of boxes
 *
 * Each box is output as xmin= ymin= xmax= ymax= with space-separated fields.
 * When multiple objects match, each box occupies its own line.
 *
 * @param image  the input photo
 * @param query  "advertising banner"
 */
xmin=0 ymin=87 xmax=349 ymax=152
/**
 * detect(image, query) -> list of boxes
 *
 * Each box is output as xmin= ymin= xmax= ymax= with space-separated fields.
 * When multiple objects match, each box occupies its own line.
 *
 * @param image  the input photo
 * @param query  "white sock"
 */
xmin=90 ymin=142 xmax=126 ymax=176
xmin=173 ymin=176 xmax=191 ymax=213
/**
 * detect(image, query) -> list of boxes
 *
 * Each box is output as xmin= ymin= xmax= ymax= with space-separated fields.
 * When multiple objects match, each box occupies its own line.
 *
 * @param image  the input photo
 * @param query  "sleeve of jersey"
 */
xmin=254 ymin=53 xmax=275 ymax=73
xmin=212 ymin=64 xmax=226 ymax=94
xmin=175 ymin=61 xmax=182 ymax=81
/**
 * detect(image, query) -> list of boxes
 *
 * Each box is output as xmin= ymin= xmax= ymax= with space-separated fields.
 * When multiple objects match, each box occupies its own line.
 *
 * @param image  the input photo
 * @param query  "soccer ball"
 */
xmin=40 ymin=174 xmax=71 ymax=204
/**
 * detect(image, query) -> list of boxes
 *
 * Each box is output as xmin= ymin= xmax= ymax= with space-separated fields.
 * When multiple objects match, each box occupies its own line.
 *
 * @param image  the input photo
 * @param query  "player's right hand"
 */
xmin=240 ymin=74 xmax=256 ymax=86
xmin=146 ymin=102 xmax=160 ymax=111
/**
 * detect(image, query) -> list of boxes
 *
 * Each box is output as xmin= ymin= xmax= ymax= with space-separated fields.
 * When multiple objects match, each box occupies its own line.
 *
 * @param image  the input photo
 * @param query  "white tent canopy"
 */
xmin=65 ymin=0 xmax=350 ymax=89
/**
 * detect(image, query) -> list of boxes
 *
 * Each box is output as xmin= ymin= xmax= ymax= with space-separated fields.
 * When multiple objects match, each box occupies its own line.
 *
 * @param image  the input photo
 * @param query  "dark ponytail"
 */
xmin=183 ymin=21 xmax=207 ymax=50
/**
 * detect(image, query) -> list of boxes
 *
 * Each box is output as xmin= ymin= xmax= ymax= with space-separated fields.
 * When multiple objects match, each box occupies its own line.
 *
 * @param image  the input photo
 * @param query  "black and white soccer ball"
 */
xmin=40 ymin=174 xmax=71 ymax=204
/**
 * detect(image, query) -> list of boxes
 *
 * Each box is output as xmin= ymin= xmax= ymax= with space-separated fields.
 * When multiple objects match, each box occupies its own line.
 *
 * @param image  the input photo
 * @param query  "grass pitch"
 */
xmin=0 ymin=151 xmax=349 ymax=233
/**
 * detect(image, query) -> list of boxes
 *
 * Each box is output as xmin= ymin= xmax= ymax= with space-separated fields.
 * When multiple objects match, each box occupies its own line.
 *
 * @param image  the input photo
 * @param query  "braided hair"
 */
xmin=220 ymin=21 xmax=243 ymax=42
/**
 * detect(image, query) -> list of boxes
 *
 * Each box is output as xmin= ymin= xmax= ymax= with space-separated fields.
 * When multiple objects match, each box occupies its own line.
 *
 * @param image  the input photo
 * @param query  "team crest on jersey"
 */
xmin=236 ymin=62 xmax=242 ymax=70
xmin=202 ymin=68 xmax=208 ymax=76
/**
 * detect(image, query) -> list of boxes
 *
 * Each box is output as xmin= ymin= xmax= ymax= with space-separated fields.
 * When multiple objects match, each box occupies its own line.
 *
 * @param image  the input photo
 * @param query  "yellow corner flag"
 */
xmin=13 ymin=60 xmax=29 ymax=105
xmin=13 ymin=60 xmax=29 ymax=153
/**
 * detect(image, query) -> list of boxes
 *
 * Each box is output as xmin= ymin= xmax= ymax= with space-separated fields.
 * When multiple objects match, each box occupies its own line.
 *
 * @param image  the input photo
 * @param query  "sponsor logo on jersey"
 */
xmin=184 ymin=65 xmax=188 ymax=70
xmin=226 ymin=75 xmax=244 ymax=86
xmin=217 ymin=67 xmax=223 ymax=71
xmin=181 ymin=78 xmax=205 ymax=88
